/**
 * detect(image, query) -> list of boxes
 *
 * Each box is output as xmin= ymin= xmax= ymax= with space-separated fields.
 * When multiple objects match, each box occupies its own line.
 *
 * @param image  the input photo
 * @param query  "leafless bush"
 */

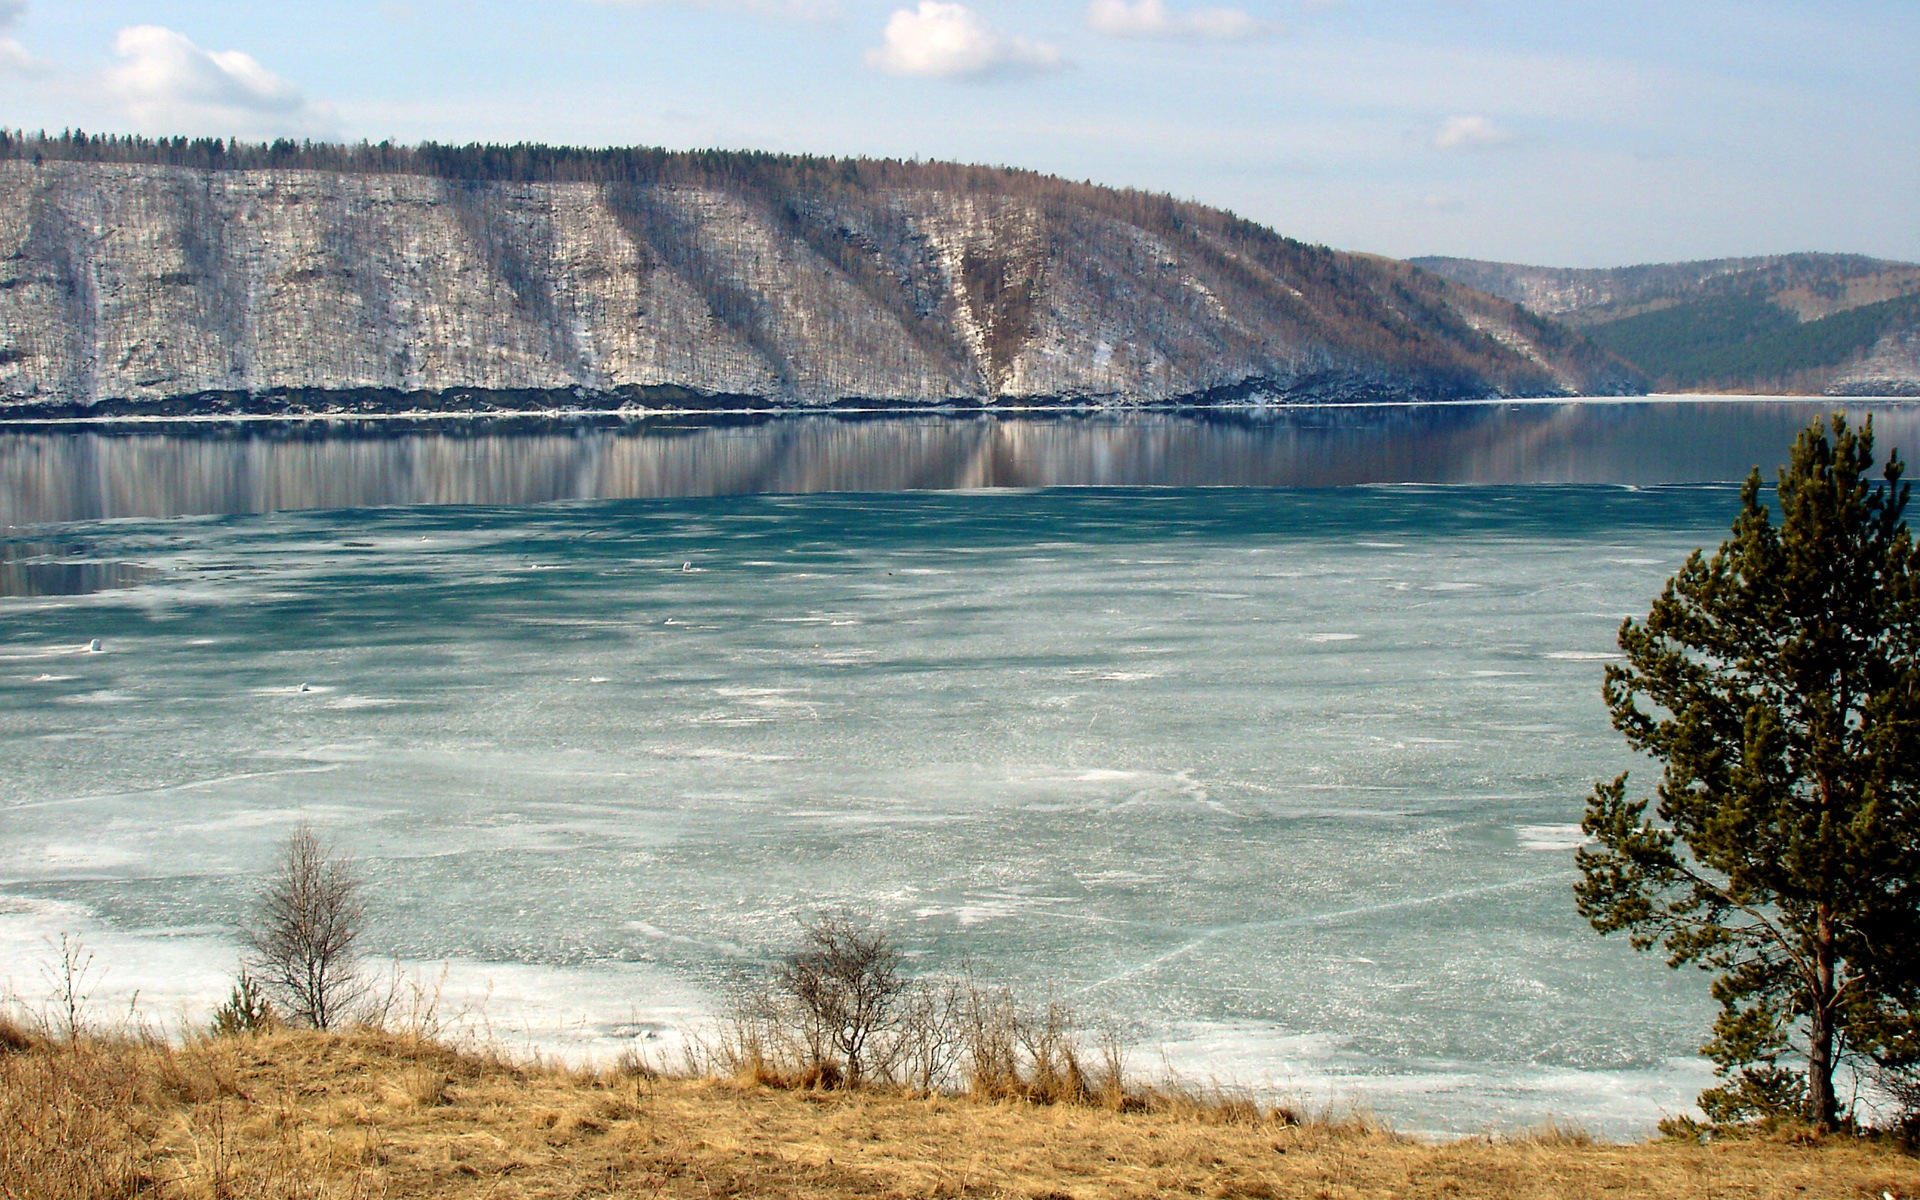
xmin=243 ymin=825 xmax=369 ymax=1031
xmin=711 ymin=913 xmax=1160 ymax=1107
xmin=1861 ymin=1060 xmax=1920 ymax=1142
xmin=771 ymin=911 xmax=909 ymax=1087
xmin=962 ymin=987 xmax=1101 ymax=1104
xmin=890 ymin=976 xmax=967 ymax=1094
xmin=709 ymin=914 xmax=963 ymax=1091
xmin=960 ymin=982 xmax=1023 ymax=1097
xmin=361 ymin=962 xmax=455 ymax=1044
xmin=41 ymin=934 xmax=100 ymax=1043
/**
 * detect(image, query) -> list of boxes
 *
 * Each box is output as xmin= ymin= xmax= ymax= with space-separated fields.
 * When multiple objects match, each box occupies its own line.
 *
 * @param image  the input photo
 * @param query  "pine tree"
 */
xmin=1575 ymin=414 xmax=1920 ymax=1131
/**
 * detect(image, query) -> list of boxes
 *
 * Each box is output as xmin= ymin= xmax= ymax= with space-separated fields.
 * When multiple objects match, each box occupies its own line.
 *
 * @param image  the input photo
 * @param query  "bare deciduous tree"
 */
xmin=244 ymin=825 xmax=369 ymax=1031
xmin=773 ymin=911 xmax=907 ymax=1087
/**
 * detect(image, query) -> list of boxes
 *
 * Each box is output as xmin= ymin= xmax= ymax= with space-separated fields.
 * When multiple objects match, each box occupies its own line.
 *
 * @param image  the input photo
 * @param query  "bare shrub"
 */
xmin=715 ymin=913 xmax=1164 ymax=1107
xmin=960 ymin=983 xmax=1024 ymax=1097
xmin=771 ymin=911 xmax=908 ymax=1087
xmin=960 ymin=987 xmax=1101 ymax=1104
xmin=41 ymin=934 xmax=100 ymax=1043
xmin=890 ymin=976 xmax=966 ymax=1094
xmin=708 ymin=988 xmax=792 ymax=1086
xmin=1017 ymin=999 xmax=1092 ymax=1103
xmin=244 ymin=825 xmax=369 ymax=1031
xmin=1859 ymin=1060 xmax=1920 ymax=1143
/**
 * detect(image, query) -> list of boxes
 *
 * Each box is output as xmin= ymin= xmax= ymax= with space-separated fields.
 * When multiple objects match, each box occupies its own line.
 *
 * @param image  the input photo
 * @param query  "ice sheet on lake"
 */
xmin=0 ymin=485 xmax=1738 ymax=1135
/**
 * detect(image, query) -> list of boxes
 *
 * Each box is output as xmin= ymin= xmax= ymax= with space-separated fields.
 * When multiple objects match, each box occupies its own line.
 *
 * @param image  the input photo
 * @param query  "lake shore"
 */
xmin=7 ymin=1023 xmax=1915 ymax=1200
xmin=0 ymin=392 xmax=1907 ymax=428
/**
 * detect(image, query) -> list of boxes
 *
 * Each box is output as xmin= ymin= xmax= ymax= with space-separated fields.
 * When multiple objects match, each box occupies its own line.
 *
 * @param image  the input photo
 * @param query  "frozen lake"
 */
xmin=3 ymin=399 xmax=1918 ymax=1136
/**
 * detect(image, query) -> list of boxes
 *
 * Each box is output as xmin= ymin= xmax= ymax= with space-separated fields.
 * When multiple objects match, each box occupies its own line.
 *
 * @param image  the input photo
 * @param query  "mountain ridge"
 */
xmin=1412 ymin=252 xmax=1920 ymax=395
xmin=0 ymin=133 xmax=1642 ymax=417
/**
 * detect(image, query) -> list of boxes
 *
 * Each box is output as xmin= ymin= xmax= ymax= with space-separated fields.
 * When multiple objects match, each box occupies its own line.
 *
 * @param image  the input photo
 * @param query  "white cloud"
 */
xmin=0 ymin=38 xmax=32 ymax=74
xmin=1086 ymin=0 xmax=1277 ymax=41
xmin=594 ymin=0 xmax=841 ymax=18
xmin=106 ymin=26 xmax=334 ymax=137
xmin=0 ymin=0 xmax=43 ymax=76
xmin=1433 ymin=114 xmax=1515 ymax=151
xmin=867 ymin=3 xmax=1065 ymax=80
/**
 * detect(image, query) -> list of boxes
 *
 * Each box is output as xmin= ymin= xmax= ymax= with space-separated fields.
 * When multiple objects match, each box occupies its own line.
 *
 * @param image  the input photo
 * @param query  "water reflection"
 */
xmin=3 ymin=400 xmax=1917 ymax=524
xmin=0 ymin=541 xmax=160 ymax=596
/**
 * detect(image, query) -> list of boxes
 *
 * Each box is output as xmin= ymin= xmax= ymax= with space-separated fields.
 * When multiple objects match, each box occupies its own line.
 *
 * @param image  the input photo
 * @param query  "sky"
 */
xmin=0 ymin=0 xmax=1914 ymax=267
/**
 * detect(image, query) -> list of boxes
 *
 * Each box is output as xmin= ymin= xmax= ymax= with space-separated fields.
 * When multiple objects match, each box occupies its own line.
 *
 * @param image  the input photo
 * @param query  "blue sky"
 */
xmin=1 ymin=1 xmax=1914 ymax=266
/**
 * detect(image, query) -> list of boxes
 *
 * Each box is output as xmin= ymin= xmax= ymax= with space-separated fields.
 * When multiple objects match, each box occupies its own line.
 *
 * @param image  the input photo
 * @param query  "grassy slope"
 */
xmin=7 ymin=1028 xmax=1919 ymax=1200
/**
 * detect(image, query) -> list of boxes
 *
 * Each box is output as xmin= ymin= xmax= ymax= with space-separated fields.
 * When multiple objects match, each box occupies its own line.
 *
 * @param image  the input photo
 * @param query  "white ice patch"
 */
xmin=692 ymin=711 xmax=772 ymax=726
xmin=173 ymin=804 xmax=345 ymax=836
xmin=0 ymin=896 xmax=237 ymax=1030
xmin=1075 ymin=869 xmax=1168 ymax=885
xmin=1151 ymin=1019 xmax=1710 ymax=1139
xmin=0 ymin=643 xmax=98 ymax=661
xmin=1517 ymin=824 xmax=1591 ymax=851
xmin=1545 ymin=651 xmax=1621 ymax=661
xmin=0 ymin=897 xmax=712 ymax=1068
xmin=1307 ymin=633 xmax=1362 ymax=642
xmin=650 ymin=746 xmax=795 ymax=763
xmin=14 ymin=842 xmax=145 ymax=874
xmin=912 ymin=891 xmax=1078 ymax=928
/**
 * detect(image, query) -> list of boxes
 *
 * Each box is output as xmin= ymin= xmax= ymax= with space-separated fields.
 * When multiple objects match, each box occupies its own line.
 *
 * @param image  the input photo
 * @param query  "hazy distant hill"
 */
xmin=0 ymin=133 xmax=1641 ymax=418
xmin=1411 ymin=253 xmax=1920 ymax=396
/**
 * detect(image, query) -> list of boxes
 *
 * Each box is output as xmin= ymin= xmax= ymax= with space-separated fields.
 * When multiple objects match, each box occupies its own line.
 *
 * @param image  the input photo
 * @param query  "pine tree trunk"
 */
xmin=1809 ymin=907 xmax=1838 ymax=1130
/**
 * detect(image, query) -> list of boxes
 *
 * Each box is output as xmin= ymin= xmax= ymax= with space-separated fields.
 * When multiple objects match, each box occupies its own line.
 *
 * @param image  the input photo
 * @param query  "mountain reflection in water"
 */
xmin=0 ymin=541 xmax=160 ymax=597
xmin=3 ymin=400 xmax=1918 ymax=524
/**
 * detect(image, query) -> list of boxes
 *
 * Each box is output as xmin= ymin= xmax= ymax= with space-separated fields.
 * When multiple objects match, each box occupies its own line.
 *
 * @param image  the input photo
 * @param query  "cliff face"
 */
xmin=1412 ymin=253 xmax=1920 ymax=396
xmin=0 ymin=161 xmax=1640 ymax=415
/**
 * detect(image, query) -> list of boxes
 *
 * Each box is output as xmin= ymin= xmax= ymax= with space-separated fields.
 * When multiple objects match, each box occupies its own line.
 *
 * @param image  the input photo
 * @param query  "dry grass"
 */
xmin=3 ymin=1017 xmax=1918 ymax=1200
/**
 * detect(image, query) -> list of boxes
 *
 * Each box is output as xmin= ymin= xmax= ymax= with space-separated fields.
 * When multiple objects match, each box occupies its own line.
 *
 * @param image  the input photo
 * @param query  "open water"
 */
xmin=4 ymin=399 xmax=1918 ymax=1136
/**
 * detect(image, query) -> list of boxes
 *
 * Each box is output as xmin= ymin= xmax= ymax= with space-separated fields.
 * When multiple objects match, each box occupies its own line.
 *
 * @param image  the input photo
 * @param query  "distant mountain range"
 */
xmin=0 ymin=133 xmax=1643 ymax=419
xmin=1412 ymin=253 xmax=1920 ymax=396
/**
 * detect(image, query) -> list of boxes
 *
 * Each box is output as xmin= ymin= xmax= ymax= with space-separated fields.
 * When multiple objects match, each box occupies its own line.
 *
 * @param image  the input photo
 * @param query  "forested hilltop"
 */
xmin=0 ymin=131 xmax=1641 ymax=417
xmin=1414 ymin=252 xmax=1920 ymax=395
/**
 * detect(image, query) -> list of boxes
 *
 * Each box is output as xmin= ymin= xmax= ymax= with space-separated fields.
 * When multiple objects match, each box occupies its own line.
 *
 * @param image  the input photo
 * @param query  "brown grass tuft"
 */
xmin=0 ymin=1011 xmax=39 ymax=1054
